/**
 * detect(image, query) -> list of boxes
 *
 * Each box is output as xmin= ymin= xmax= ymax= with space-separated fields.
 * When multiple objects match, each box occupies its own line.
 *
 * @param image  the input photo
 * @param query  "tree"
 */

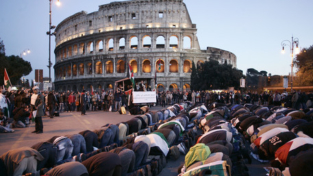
xmin=295 ymin=45 xmax=313 ymax=85
xmin=190 ymin=59 xmax=243 ymax=90
xmin=0 ymin=40 xmax=32 ymax=85
xmin=191 ymin=61 xmax=199 ymax=90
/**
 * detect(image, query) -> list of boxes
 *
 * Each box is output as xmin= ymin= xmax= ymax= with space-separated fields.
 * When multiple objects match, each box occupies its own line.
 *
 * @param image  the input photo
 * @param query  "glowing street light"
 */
xmin=281 ymin=36 xmax=299 ymax=92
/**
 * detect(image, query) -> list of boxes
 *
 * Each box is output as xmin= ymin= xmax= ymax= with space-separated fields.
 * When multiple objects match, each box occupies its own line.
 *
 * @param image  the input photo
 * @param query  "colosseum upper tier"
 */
xmin=54 ymin=0 xmax=237 ymax=92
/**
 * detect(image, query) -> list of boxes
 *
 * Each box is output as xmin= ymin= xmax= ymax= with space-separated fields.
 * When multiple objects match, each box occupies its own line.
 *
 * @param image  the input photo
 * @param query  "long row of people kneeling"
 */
xmin=0 ymin=102 xmax=198 ymax=176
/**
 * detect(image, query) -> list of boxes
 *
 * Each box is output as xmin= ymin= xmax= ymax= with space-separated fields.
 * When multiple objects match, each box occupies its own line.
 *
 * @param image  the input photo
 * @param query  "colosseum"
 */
xmin=54 ymin=0 xmax=237 ymax=92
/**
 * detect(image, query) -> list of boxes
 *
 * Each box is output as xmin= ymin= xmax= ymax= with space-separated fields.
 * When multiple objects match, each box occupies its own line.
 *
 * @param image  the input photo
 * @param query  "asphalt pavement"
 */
xmin=0 ymin=106 xmax=269 ymax=176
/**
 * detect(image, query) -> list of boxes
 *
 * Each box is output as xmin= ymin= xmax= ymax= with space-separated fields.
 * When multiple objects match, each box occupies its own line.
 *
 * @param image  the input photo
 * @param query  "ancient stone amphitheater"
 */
xmin=54 ymin=0 xmax=237 ymax=92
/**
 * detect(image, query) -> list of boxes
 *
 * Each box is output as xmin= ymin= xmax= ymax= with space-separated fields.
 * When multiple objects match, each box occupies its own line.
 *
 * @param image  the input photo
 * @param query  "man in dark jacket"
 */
xmin=80 ymin=90 xmax=87 ymax=115
xmin=47 ymin=91 xmax=56 ymax=118
xmin=31 ymin=86 xmax=44 ymax=133
xmin=12 ymin=105 xmax=30 ymax=128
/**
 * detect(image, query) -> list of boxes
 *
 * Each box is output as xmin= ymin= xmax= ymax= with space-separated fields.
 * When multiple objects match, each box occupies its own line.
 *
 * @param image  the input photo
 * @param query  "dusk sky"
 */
xmin=1 ymin=0 xmax=313 ymax=82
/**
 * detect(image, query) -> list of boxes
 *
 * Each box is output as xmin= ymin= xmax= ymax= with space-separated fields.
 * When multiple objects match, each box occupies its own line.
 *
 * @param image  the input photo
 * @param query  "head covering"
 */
xmin=32 ymin=86 xmax=39 ymax=90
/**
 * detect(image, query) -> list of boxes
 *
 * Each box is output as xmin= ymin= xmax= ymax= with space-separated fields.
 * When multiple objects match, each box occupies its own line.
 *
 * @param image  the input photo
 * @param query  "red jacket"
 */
xmin=68 ymin=95 xmax=75 ymax=103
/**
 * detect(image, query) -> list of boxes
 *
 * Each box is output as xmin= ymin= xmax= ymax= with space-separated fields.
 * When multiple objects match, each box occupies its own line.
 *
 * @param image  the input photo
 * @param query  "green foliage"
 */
xmin=295 ymin=45 xmax=313 ymax=85
xmin=0 ymin=55 xmax=32 ymax=85
xmin=190 ymin=60 xmax=243 ymax=90
xmin=0 ymin=38 xmax=5 ymax=55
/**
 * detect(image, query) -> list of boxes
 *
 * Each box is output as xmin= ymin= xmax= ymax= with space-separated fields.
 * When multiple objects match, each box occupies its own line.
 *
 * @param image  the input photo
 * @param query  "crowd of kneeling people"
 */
xmin=1 ymin=99 xmax=313 ymax=176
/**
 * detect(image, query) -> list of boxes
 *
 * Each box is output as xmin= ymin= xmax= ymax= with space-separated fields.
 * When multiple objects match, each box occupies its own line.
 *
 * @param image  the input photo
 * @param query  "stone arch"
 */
xmin=130 ymin=59 xmax=138 ymax=73
xmin=106 ymin=60 xmax=113 ymax=74
xmin=169 ymin=83 xmax=178 ymax=92
xmin=79 ymin=85 xmax=84 ymax=92
xmin=183 ymin=83 xmax=190 ymax=91
xmin=156 ymin=59 xmax=164 ymax=72
xmin=107 ymin=38 xmax=114 ymax=51
xmin=130 ymin=36 xmax=138 ymax=49
xmin=157 ymin=84 xmax=165 ymax=92
xmin=87 ymin=63 xmax=92 ymax=74
xmin=79 ymin=63 xmax=84 ymax=75
xmin=117 ymin=60 xmax=125 ymax=73
xmin=169 ymin=35 xmax=178 ymax=48
xmin=156 ymin=36 xmax=165 ymax=48
xmin=119 ymin=37 xmax=125 ymax=50
xmin=169 ymin=59 xmax=178 ymax=73
xmin=73 ymin=45 xmax=78 ymax=55
xmin=183 ymin=36 xmax=191 ymax=49
xmin=87 ymin=41 xmax=93 ymax=53
xmin=142 ymin=59 xmax=151 ymax=73
xmin=73 ymin=64 xmax=77 ymax=76
xmin=96 ymin=61 xmax=102 ymax=74
xmin=96 ymin=40 xmax=103 ymax=52
xmin=68 ymin=46 xmax=72 ymax=57
xmin=63 ymin=49 xmax=67 ymax=59
xmin=67 ymin=65 xmax=71 ymax=77
xmin=73 ymin=85 xmax=77 ymax=92
xmin=79 ymin=43 xmax=85 ymax=54
xmin=142 ymin=35 xmax=151 ymax=48
xmin=183 ymin=59 xmax=192 ymax=73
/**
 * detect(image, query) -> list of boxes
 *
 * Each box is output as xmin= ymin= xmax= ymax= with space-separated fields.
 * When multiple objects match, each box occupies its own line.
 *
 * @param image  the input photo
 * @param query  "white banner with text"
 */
xmin=133 ymin=91 xmax=156 ymax=103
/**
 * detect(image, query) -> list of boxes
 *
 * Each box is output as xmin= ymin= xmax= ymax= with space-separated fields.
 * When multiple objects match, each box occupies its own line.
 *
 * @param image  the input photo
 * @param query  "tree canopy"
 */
xmin=191 ymin=60 xmax=243 ymax=90
xmin=0 ymin=40 xmax=32 ymax=85
xmin=295 ymin=45 xmax=313 ymax=85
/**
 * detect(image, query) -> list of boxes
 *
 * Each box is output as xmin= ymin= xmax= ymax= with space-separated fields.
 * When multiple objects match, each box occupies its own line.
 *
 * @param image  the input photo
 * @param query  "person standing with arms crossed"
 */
xmin=30 ymin=86 xmax=44 ymax=134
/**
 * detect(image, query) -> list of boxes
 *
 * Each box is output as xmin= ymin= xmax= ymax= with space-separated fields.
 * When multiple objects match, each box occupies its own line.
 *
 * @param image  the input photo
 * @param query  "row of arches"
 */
xmin=56 ymin=35 xmax=192 ymax=61
xmin=56 ymin=83 xmax=191 ymax=92
xmin=55 ymin=59 xmax=193 ymax=79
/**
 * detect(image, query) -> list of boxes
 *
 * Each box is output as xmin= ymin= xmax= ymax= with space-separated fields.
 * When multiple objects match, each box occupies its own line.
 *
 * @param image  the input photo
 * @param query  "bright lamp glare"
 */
xmin=27 ymin=50 xmax=30 ymax=53
xmin=281 ymin=49 xmax=285 ymax=54
xmin=56 ymin=0 xmax=61 ymax=6
xmin=295 ymin=47 xmax=300 ymax=54
xmin=23 ymin=52 xmax=26 ymax=55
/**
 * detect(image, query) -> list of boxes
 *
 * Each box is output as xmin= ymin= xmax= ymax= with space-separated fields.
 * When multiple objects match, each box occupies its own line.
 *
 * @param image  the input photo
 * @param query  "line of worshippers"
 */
xmin=227 ymin=103 xmax=313 ymax=176
xmin=0 ymin=101 xmax=201 ymax=176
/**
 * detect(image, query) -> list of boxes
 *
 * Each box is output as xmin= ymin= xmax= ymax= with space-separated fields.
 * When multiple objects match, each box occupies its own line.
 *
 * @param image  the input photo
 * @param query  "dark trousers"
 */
xmin=35 ymin=116 xmax=43 ymax=132
xmin=49 ymin=104 xmax=55 ymax=118
xmin=81 ymin=104 xmax=86 ymax=114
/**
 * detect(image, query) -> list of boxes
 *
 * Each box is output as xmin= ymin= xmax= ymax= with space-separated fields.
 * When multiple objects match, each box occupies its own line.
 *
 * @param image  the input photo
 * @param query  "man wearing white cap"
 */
xmin=30 ymin=86 xmax=44 ymax=133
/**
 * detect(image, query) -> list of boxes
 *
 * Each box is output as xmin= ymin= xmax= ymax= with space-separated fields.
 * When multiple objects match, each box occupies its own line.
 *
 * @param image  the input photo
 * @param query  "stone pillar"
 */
xmin=151 ymin=36 xmax=156 ymax=50
xmin=71 ymin=63 xmax=73 ymax=79
xmin=77 ymin=63 xmax=79 ymax=77
xmin=102 ymin=58 xmax=105 ymax=76
xmin=138 ymin=34 xmax=142 ymax=50
xmin=84 ymin=42 xmax=87 ymax=55
xmin=179 ymin=33 xmax=183 ymax=51
xmin=93 ymin=40 xmax=96 ymax=54
xmin=125 ymin=36 xmax=130 ymax=51
xmin=92 ymin=59 xmax=95 ymax=77
xmin=165 ymin=34 xmax=169 ymax=51
xmin=113 ymin=57 xmax=116 ymax=76
xmin=138 ymin=58 xmax=141 ymax=76
xmin=192 ymin=34 xmax=196 ymax=49
xmin=114 ymin=37 xmax=118 ymax=53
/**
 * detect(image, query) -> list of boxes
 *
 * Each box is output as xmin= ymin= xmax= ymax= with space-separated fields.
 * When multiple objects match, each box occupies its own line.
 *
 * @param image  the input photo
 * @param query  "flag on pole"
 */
xmin=4 ymin=68 xmax=12 ymax=90
xmin=129 ymin=64 xmax=135 ymax=89
xmin=91 ymin=85 xmax=94 ymax=95
xmin=157 ymin=59 xmax=162 ymax=71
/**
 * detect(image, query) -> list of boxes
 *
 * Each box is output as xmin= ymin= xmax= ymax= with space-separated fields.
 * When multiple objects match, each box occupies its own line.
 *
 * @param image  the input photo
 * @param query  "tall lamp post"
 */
xmin=46 ymin=0 xmax=60 ymax=83
xmin=281 ymin=36 xmax=299 ymax=92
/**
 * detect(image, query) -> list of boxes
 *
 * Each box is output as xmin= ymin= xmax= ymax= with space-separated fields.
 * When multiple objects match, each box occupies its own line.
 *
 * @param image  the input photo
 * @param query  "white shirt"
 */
xmin=31 ymin=94 xmax=38 ymax=106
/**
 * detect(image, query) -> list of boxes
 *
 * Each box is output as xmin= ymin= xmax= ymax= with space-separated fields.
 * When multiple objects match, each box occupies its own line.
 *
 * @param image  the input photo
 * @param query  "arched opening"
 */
xmin=97 ymin=40 xmax=103 ymax=52
xmin=67 ymin=65 xmax=71 ymax=77
xmin=142 ymin=35 xmax=151 ymax=48
xmin=73 ymin=85 xmax=77 ymax=92
xmin=88 ymin=41 xmax=93 ymax=53
xmin=183 ymin=60 xmax=192 ymax=73
xmin=169 ymin=60 xmax=178 ymax=72
xmin=96 ymin=61 xmax=102 ymax=74
xmin=156 ymin=36 xmax=165 ymax=48
xmin=117 ymin=60 xmax=125 ymax=73
xmin=108 ymin=38 xmax=114 ymax=51
xmin=183 ymin=84 xmax=190 ymax=91
xmin=142 ymin=60 xmax=151 ymax=73
xmin=79 ymin=85 xmax=84 ymax=92
xmin=169 ymin=83 xmax=178 ymax=92
xmin=63 ymin=49 xmax=67 ymax=59
xmin=183 ymin=36 xmax=191 ymax=49
xmin=169 ymin=36 xmax=178 ymax=48
xmin=156 ymin=59 xmax=164 ymax=73
xmin=97 ymin=84 xmax=102 ymax=92
xmin=157 ymin=84 xmax=165 ymax=92
xmin=119 ymin=38 xmax=125 ymax=50
xmin=106 ymin=61 xmax=113 ymax=74
xmin=87 ymin=63 xmax=92 ymax=74
xmin=73 ymin=45 xmax=78 ymax=55
xmin=73 ymin=64 xmax=77 ymax=76
xmin=130 ymin=60 xmax=138 ymax=73
xmin=79 ymin=63 xmax=84 ymax=75
xmin=130 ymin=36 xmax=138 ymax=49
xmin=68 ymin=46 xmax=72 ymax=57
xmin=67 ymin=85 xmax=71 ymax=91
xmin=107 ymin=84 xmax=113 ymax=90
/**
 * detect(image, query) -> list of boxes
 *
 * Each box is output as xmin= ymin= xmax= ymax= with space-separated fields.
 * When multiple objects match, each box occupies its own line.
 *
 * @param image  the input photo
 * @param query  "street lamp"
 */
xmin=46 ymin=0 xmax=60 ymax=83
xmin=281 ymin=36 xmax=299 ymax=92
xmin=20 ymin=49 xmax=31 ymax=57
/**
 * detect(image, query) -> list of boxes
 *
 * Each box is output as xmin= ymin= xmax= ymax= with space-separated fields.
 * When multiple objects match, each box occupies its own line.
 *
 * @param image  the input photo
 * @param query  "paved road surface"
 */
xmin=0 ymin=107 xmax=268 ymax=176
